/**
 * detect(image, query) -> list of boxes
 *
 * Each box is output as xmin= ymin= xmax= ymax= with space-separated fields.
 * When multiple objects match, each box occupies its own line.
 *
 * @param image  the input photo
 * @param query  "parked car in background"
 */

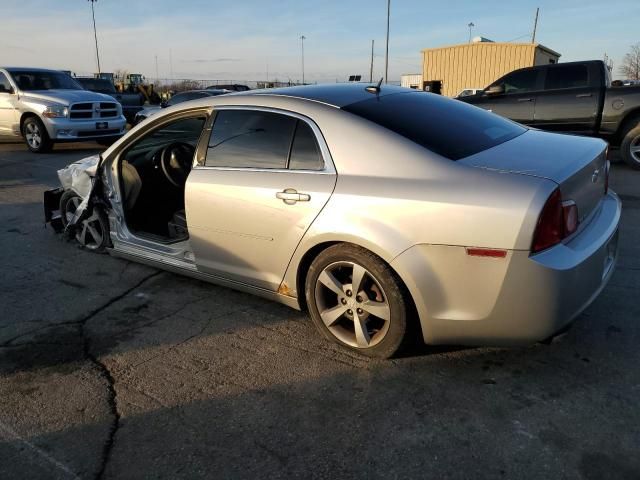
xmin=133 ymin=89 xmax=228 ymax=124
xmin=45 ymin=84 xmax=620 ymax=359
xmin=76 ymin=77 xmax=144 ymax=124
xmin=460 ymin=60 xmax=640 ymax=168
xmin=455 ymin=88 xmax=482 ymax=98
xmin=0 ymin=67 xmax=126 ymax=152
xmin=205 ymin=84 xmax=250 ymax=92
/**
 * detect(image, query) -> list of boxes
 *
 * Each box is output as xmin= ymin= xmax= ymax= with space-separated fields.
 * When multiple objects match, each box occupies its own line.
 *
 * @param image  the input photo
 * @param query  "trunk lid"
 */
xmin=459 ymin=129 xmax=608 ymax=223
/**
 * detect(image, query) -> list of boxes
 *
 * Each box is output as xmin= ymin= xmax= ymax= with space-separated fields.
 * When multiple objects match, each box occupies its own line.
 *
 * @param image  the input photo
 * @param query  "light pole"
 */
xmin=300 ymin=35 xmax=306 ymax=84
xmin=467 ymin=22 xmax=475 ymax=43
xmin=384 ymin=0 xmax=390 ymax=84
xmin=88 ymin=0 xmax=101 ymax=74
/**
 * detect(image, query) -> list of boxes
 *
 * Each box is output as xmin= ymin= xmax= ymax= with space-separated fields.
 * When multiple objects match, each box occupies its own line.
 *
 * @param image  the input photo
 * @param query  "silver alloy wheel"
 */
xmin=314 ymin=261 xmax=391 ymax=348
xmin=25 ymin=122 xmax=42 ymax=150
xmin=65 ymin=196 xmax=104 ymax=250
xmin=631 ymin=134 xmax=640 ymax=163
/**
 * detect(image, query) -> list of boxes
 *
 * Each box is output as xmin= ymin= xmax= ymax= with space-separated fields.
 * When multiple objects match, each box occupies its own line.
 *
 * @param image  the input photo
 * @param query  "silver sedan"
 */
xmin=45 ymin=84 xmax=621 ymax=358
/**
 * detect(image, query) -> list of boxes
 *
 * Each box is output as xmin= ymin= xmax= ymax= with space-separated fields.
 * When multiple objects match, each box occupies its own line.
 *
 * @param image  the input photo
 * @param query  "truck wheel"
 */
xmin=23 ymin=117 xmax=53 ymax=153
xmin=621 ymin=121 xmax=640 ymax=169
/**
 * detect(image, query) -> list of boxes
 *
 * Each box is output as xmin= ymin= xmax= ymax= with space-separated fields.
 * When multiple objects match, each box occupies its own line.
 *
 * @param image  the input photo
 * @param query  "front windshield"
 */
xmin=9 ymin=71 xmax=82 ymax=91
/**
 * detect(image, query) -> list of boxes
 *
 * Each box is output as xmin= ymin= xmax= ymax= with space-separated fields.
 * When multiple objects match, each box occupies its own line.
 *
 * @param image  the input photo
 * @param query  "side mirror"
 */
xmin=160 ymin=101 xmax=168 ymax=108
xmin=486 ymin=84 xmax=505 ymax=96
xmin=0 ymin=85 xmax=14 ymax=94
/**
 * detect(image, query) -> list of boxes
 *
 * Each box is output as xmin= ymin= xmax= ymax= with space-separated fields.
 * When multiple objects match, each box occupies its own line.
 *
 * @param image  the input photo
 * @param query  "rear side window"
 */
xmin=167 ymin=92 xmax=207 ymax=106
xmin=206 ymin=110 xmax=297 ymax=168
xmin=342 ymin=92 xmax=526 ymax=160
xmin=544 ymin=65 xmax=589 ymax=90
xmin=289 ymin=121 xmax=323 ymax=170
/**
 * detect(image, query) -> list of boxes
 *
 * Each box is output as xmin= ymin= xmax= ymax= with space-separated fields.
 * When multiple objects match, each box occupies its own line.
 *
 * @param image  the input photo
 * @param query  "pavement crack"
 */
xmin=76 ymin=270 xmax=162 ymax=480
xmin=1 ymin=271 xmax=163 ymax=347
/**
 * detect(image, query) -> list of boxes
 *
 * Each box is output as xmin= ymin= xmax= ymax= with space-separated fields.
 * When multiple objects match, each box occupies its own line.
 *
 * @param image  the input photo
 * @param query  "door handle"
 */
xmin=276 ymin=189 xmax=311 ymax=204
xmin=576 ymin=93 xmax=593 ymax=98
xmin=517 ymin=98 xmax=533 ymax=102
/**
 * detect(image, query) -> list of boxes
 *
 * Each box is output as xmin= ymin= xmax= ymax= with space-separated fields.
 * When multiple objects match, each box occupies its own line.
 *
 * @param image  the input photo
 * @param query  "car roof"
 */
xmin=3 ymin=67 xmax=65 ymax=73
xmin=239 ymin=83 xmax=412 ymax=108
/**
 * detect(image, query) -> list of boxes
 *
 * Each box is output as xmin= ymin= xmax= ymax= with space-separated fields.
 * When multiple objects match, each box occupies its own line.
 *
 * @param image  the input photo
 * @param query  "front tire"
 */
xmin=23 ymin=116 xmax=53 ymax=153
xmin=305 ymin=244 xmax=409 ymax=359
xmin=59 ymin=190 xmax=109 ymax=252
xmin=620 ymin=121 xmax=640 ymax=169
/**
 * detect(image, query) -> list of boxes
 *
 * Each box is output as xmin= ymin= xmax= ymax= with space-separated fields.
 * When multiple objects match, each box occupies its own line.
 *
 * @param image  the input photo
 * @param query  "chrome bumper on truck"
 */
xmin=392 ymin=192 xmax=622 ymax=346
xmin=43 ymin=116 xmax=127 ymax=141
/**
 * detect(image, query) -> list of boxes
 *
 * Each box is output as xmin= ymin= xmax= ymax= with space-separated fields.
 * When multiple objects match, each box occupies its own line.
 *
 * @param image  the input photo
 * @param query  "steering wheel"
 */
xmin=158 ymin=142 xmax=195 ymax=188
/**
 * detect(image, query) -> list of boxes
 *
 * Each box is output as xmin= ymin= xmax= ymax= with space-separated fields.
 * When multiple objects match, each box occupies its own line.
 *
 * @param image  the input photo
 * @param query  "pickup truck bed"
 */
xmin=460 ymin=60 xmax=640 ymax=169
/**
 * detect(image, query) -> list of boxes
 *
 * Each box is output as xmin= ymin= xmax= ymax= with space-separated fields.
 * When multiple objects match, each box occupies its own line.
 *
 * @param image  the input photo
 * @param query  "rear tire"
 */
xmin=23 ymin=116 xmax=53 ymax=153
xmin=620 ymin=121 xmax=640 ymax=169
xmin=305 ymin=244 xmax=409 ymax=359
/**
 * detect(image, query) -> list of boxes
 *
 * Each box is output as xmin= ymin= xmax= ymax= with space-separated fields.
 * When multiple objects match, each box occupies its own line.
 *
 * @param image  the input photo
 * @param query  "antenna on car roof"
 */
xmin=365 ymin=77 xmax=384 ymax=94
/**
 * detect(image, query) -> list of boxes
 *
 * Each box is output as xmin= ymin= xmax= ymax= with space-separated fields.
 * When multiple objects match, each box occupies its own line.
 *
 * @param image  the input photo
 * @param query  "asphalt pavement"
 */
xmin=0 ymin=141 xmax=639 ymax=480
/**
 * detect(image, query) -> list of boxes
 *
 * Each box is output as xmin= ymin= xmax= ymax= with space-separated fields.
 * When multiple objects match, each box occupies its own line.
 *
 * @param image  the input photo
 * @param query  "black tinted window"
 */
xmin=77 ymin=78 xmax=116 ymax=94
xmin=343 ymin=92 xmax=526 ymax=160
xmin=499 ymin=69 xmax=538 ymax=94
xmin=0 ymin=73 xmax=12 ymax=92
xmin=206 ymin=110 xmax=296 ymax=168
xmin=545 ymin=65 xmax=589 ymax=90
xmin=289 ymin=121 xmax=323 ymax=170
xmin=133 ymin=116 xmax=206 ymax=151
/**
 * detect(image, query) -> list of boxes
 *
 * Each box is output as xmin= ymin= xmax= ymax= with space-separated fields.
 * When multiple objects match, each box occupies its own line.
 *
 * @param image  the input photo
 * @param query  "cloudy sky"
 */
xmin=2 ymin=0 xmax=638 ymax=82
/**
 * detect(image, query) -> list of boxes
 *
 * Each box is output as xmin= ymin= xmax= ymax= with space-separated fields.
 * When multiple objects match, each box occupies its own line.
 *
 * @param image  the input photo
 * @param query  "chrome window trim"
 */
xmin=195 ymin=105 xmax=336 ymax=175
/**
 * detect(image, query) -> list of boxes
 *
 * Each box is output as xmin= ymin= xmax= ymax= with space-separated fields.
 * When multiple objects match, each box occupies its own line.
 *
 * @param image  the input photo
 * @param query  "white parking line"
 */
xmin=0 ymin=420 xmax=81 ymax=480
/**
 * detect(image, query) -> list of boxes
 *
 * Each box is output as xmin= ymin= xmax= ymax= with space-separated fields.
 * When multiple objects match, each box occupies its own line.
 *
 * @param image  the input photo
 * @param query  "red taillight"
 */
xmin=531 ymin=189 xmax=580 ymax=253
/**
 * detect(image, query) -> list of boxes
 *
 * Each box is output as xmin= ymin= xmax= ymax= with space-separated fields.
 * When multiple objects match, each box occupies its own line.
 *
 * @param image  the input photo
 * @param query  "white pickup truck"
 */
xmin=0 ymin=67 xmax=127 ymax=153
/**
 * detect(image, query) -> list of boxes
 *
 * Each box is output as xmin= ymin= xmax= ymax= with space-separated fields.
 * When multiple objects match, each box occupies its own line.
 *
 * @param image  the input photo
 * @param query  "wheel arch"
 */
xmin=19 ymin=111 xmax=40 ymax=136
xmin=289 ymin=239 xmax=423 ymax=342
xmin=615 ymin=108 xmax=640 ymax=143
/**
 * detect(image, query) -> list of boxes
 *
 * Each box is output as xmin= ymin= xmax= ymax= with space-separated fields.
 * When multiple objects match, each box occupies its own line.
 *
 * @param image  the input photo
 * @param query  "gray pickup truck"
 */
xmin=460 ymin=60 xmax=640 ymax=168
xmin=75 ymin=77 xmax=144 ymax=124
xmin=0 ymin=67 xmax=126 ymax=153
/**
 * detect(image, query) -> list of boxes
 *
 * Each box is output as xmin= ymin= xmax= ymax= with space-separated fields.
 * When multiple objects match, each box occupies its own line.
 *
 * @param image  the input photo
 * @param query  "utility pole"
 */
xmin=300 ymin=35 xmax=306 ymax=84
xmin=468 ymin=22 xmax=475 ymax=43
xmin=88 ymin=0 xmax=101 ymax=74
xmin=385 ymin=0 xmax=390 ymax=84
xmin=370 ymin=39 xmax=375 ymax=83
xmin=169 ymin=48 xmax=174 ymax=80
xmin=532 ymin=7 xmax=539 ymax=43
xmin=154 ymin=55 xmax=159 ymax=83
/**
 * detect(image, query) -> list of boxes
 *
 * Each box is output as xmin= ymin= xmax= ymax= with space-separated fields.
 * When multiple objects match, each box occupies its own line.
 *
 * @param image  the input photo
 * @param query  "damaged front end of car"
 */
xmin=44 ymin=154 xmax=112 ymax=251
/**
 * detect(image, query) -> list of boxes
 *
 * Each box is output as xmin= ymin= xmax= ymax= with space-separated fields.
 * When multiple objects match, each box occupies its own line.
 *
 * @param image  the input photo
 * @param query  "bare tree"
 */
xmin=619 ymin=43 xmax=640 ymax=80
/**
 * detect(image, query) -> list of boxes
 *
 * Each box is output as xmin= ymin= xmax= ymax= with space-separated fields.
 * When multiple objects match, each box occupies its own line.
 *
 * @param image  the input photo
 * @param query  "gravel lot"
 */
xmin=1 ymin=141 xmax=639 ymax=480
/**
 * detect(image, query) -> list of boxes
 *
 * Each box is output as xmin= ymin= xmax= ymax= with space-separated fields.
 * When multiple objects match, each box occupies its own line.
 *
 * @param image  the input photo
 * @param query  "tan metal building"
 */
xmin=422 ymin=41 xmax=561 ymax=97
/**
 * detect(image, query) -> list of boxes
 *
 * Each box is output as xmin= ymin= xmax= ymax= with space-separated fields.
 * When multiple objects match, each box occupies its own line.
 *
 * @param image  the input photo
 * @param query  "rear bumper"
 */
xmin=392 ymin=191 xmax=621 ymax=346
xmin=42 ymin=116 xmax=127 ymax=141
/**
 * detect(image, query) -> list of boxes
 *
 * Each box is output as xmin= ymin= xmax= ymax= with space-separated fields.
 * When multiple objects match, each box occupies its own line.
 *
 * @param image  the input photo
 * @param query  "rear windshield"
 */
xmin=342 ymin=91 xmax=526 ymax=160
xmin=77 ymin=78 xmax=116 ymax=94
